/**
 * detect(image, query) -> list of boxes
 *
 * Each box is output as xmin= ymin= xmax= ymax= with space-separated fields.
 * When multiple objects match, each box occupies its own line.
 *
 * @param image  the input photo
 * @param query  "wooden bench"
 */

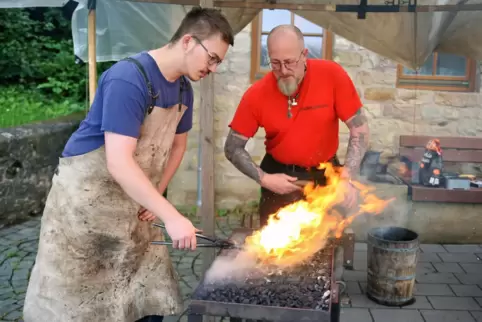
xmin=398 ymin=135 xmax=482 ymax=203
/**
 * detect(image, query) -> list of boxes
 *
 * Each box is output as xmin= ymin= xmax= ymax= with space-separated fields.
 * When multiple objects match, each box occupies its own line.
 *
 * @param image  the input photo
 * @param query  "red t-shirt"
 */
xmin=229 ymin=59 xmax=362 ymax=168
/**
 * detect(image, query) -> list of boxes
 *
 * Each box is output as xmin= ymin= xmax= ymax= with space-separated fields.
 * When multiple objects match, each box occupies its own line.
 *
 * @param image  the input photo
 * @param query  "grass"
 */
xmin=0 ymin=85 xmax=87 ymax=128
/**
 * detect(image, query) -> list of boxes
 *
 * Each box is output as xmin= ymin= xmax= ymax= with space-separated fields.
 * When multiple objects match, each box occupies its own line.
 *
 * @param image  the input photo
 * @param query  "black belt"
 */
xmin=260 ymin=154 xmax=341 ymax=185
xmin=260 ymin=154 xmax=340 ymax=173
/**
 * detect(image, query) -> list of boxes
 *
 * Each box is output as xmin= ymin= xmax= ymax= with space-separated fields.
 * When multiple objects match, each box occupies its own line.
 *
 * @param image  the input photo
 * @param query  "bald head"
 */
xmin=266 ymin=24 xmax=308 ymax=97
xmin=267 ymin=24 xmax=305 ymax=50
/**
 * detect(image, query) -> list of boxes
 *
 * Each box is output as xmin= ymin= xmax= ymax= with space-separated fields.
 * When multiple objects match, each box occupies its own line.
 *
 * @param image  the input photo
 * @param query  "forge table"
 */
xmin=186 ymin=228 xmax=353 ymax=322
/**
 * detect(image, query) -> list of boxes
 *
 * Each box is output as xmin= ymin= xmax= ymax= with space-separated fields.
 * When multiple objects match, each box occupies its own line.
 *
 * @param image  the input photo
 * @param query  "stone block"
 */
xmin=438 ymin=253 xmax=481 ymax=263
xmin=334 ymin=51 xmax=363 ymax=67
xmin=343 ymin=270 xmax=367 ymax=282
xmin=364 ymin=88 xmax=396 ymax=101
xmin=371 ymin=309 xmax=424 ymax=322
xmin=382 ymin=103 xmax=419 ymax=122
xmin=444 ymin=245 xmax=482 ymax=253
xmin=455 ymin=274 xmax=482 ymax=285
xmin=434 ymin=92 xmax=480 ymax=108
xmin=408 ymin=202 xmax=482 ymax=244
xmin=0 ymin=119 xmax=81 ymax=228
xmin=416 ymin=262 xmax=437 ymax=275
xmin=449 ymin=284 xmax=482 ymax=297
xmin=400 ymin=296 xmax=433 ymax=309
xmin=427 ymin=296 xmax=481 ymax=310
xmin=418 ymin=253 xmax=442 ymax=263
xmin=340 ymin=308 xmax=373 ymax=322
xmin=420 ymin=310 xmax=476 ymax=322
xmin=355 ymin=242 xmax=368 ymax=251
xmin=433 ymin=262 xmax=464 ymax=273
xmin=460 ymin=263 xmax=482 ymax=274
xmin=416 ymin=273 xmax=459 ymax=284
xmin=345 ymin=281 xmax=362 ymax=295
xmin=349 ymin=294 xmax=388 ymax=308
xmin=414 ymin=284 xmax=454 ymax=296
xmin=420 ymin=244 xmax=447 ymax=253
xmin=471 ymin=310 xmax=482 ymax=321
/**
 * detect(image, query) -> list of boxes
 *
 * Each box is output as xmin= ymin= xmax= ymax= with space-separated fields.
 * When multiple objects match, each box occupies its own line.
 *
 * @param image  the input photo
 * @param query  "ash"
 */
xmin=193 ymin=250 xmax=332 ymax=310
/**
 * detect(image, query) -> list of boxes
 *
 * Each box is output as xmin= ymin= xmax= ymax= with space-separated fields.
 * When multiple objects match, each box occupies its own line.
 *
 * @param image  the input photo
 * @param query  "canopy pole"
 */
xmin=88 ymin=0 xmax=97 ymax=106
xmin=198 ymin=0 xmax=216 ymax=287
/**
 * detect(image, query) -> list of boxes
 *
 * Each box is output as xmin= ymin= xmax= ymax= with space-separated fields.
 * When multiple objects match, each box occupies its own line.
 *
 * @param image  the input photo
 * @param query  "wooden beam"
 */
xmin=198 ymin=0 xmax=216 ymax=299
xmin=88 ymin=1 xmax=97 ymax=106
xmin=129 ymin=0 xmax=482 ymax=12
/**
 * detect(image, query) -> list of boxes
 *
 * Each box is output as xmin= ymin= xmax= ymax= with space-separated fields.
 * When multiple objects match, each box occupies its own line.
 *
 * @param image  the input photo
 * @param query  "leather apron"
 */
xmin=23 ymin=58 xmax=187 ymax=322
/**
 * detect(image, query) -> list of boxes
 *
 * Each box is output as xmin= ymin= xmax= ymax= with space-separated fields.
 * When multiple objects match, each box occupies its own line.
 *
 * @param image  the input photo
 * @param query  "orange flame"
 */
xmin=243 ymin=162 xmax=394 ymax=268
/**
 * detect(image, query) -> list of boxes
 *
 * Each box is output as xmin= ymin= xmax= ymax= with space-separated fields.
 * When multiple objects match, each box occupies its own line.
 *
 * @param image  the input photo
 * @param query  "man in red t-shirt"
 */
xmin=224 ymin=24 xmax=370 ymax=227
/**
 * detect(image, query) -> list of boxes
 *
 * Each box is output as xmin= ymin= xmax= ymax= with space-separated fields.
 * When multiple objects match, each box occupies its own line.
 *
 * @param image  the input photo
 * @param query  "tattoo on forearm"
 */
xmin=344 ymin=108 xmax=369 ymax=178
xmin=224 ymin=129 xmax=264 ymax=184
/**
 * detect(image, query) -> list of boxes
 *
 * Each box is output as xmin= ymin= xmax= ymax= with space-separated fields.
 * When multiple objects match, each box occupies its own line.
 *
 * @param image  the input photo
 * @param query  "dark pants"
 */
xmin=258 ymin=154 xmax=340 ymax=227
xmin=135 ymin=316 xmax=164 ymax=322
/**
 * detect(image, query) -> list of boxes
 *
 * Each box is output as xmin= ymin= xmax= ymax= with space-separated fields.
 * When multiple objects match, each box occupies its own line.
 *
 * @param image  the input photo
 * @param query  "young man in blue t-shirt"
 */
xmin=23 ymin=7 xmax=234 ymax=322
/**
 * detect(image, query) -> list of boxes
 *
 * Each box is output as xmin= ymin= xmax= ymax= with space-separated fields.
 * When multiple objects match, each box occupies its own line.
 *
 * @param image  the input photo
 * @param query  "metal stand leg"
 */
xmin=342 ymin=228 xmax=355 ymax=270
xmin=330 ymin=302 xmax=341 ymax=322
xmin=187 ymin=314 xmax=203 ymax=322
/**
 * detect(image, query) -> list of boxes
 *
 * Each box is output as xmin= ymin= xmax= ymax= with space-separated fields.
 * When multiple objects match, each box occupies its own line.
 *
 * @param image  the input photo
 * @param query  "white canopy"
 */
xmin=1 ymin=0 xmax=481 ymax=69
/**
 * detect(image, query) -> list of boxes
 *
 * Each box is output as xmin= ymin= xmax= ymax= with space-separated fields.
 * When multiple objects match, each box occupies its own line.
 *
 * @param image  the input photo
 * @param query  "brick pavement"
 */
xmin=2 ymin=218 xmax=482 ymax=322
xmin=340 ymin=242 xmax=482 ymax=322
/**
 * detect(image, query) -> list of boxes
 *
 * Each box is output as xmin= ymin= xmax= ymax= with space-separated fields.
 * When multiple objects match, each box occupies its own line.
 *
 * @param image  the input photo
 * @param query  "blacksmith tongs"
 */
xmin=150 ymin=223 xmax=239 ymax=249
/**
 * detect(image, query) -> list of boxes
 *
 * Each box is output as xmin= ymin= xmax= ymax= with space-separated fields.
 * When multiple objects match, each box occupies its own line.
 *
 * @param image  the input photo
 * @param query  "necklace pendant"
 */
xmin=287 ymin=108 xmax=292 ymax=118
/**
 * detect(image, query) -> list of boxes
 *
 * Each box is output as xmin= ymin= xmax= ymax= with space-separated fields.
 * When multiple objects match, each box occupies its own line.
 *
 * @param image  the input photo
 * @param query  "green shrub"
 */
xmin=0 ymin=7 xmax=114 ymax=126
xmin=0 ymin=85 xmax=86 ymax=128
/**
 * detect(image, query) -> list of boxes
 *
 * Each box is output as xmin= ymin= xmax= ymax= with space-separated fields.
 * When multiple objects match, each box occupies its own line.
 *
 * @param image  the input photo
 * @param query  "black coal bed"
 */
xmin=187 ymin=228 xmax=342 ymax=322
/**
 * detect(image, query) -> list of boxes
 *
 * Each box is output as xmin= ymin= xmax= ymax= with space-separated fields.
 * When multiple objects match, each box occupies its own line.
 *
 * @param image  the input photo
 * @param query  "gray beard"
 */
xmin=277 ymin=78 xmax=299 ymax=96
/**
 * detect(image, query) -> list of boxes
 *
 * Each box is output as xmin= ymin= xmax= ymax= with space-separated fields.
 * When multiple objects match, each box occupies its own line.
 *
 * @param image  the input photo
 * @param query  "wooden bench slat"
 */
xmin=399 ymin=147 xmax=482 ymax=163
xmin=400 ymin=135 xmax=482 ymax=150
xmin=410 ymin=186 xmax=482 ymax=203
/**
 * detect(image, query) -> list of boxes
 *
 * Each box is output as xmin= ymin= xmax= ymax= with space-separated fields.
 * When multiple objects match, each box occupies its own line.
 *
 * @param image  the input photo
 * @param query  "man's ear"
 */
xmin=181 ymin=34 xmax=194 ymax=51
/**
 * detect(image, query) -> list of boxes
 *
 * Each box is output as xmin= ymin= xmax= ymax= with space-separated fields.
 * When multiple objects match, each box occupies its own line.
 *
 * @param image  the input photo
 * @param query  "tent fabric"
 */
xmin=1 ymin=0 xmax=481 ymax=69
xmin=70 ymin=0 xmax=260 ymax=63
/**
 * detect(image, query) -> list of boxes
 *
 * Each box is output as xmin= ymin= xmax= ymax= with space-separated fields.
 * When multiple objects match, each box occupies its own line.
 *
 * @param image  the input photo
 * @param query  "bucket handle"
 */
xmin=336 ymin=281 xmax=347 ymax=295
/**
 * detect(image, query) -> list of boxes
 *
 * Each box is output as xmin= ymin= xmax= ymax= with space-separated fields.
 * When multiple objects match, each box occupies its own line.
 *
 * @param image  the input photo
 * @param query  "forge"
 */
xmin=187 ymin=228 xmax=353 ymax=322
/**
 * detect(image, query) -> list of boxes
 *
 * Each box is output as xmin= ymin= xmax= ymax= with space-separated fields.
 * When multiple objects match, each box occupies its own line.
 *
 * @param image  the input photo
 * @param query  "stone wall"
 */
xmin=0 ymin=120 xmax=80 ymax=227
xmin=167 ymin=24 xmax=482 ymax=210
xmin=168 ymin=24 xmax=268 ymax=209
xmin=332 ymin=37 xmax=482 ymax=164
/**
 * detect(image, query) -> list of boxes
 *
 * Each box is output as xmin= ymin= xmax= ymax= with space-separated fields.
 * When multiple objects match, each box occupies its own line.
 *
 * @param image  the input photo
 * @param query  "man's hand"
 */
xmin=338 ymin=179 xmax=358 ymax=210
xmin=138 ymin=207 xmax=156 ymax=221
xmin=261 ymin=173 xmax=302 ymax=195
xmin=138 ymin=206 xmax=200 ymax=250
xmin=164 ymin=215 xmax=201 ymax=250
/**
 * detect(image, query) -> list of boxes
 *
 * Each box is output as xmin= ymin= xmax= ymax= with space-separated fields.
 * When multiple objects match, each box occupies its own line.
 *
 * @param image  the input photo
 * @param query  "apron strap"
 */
xmin=122 ymin=57 xmax=157 ymax=116
xmin=124 ymin=56 xmax=190 ymax=115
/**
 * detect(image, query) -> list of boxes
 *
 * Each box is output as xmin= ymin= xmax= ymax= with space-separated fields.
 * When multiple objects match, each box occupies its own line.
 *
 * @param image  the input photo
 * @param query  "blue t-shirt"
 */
xmin=62 ymin=51 xmax=194 ymax=157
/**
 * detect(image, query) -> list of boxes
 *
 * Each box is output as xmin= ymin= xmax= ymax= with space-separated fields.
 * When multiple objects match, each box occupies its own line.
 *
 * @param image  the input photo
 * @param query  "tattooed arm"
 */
xmin=342 ymin=107 xmax=370 ymax=179
xmin=224 ymin=129 xmax=265 ymax=184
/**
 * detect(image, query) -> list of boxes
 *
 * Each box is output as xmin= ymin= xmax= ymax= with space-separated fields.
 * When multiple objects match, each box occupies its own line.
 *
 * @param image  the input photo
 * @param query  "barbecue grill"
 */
xmin=186 ymin=228 xmax=351 ymax=322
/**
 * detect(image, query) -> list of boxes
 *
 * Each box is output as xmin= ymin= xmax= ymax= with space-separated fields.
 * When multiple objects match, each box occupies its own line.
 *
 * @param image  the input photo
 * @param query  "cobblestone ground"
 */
xmin=0 ymin=215 xmax=247 ymax=322
xmin=3 ymin=217 xmax=482 ymax=322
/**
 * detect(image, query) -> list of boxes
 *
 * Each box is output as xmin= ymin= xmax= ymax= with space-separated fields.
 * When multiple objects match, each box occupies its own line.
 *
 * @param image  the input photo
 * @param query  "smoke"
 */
xmin=203 ymin=250 xmax=259 ymax=284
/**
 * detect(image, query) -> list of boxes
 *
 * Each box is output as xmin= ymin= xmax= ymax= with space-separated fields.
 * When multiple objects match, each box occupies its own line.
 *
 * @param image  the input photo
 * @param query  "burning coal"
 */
xmin=204 ymin=162 xmax=394 ymax=284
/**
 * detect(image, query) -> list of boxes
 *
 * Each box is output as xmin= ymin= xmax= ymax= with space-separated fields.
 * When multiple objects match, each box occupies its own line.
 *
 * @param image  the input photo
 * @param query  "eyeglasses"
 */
xmin=269 ymin=51 xmax=304 ymax=71
xmin=193 ymin=36 xmax=223 ymax=66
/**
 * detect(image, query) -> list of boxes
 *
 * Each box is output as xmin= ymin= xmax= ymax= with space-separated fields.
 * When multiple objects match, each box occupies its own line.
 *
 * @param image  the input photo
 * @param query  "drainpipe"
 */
xmin=196 ymin=133 xmax=202 ymax=208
